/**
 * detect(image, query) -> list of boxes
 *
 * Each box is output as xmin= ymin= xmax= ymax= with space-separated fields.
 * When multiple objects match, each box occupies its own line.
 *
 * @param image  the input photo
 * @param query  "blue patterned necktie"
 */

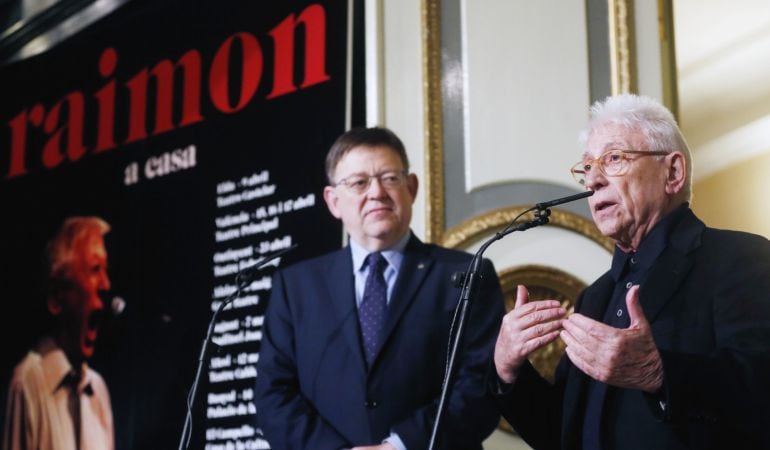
xmin=359 ymin=252 xmax=388 ymax=367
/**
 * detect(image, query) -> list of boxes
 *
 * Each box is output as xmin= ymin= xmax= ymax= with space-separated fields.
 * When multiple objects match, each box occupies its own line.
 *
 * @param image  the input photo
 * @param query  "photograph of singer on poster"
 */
xmin=3 ymin=217 xmax=116 ymax=450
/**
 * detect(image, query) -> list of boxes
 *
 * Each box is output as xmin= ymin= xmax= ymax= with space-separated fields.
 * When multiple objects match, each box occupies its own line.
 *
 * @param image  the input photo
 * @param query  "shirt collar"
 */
xmin=37 ymin=337 xmax=94 ymax=396
xmin=610 ymin=203 xmax=690 ymax=281
xmin=350 ymin=230 xmax=411 ymax=274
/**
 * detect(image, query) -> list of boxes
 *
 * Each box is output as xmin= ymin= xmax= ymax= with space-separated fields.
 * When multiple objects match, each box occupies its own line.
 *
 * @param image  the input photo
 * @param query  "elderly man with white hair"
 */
xmin=492 ymin=94 xmax=770 ymax=450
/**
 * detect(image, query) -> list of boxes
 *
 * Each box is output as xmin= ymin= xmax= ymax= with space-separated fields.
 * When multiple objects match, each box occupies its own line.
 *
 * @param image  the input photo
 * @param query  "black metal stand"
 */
xmin=177 ymin=244 xmax=296 ymax=450
xmin=427 ymin=208 xmax=551 ymax=450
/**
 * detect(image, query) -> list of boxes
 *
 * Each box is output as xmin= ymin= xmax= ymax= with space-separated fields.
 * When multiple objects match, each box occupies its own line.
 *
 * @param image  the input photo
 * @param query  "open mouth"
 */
xmin=87 ymin=309 xmax=103 ymax=331
xmin=594 ymin=201 xmax=616 ymax=213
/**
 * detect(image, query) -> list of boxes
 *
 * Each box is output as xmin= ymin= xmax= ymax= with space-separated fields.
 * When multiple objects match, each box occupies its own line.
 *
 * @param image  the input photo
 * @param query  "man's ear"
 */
xmin=665 ymin=151 xmax=687 ymax=195
xmin=406 ymin=173 xmax=418 ymax=201
xmin=47 ymin=295 xmax=62 ymax=316
xmin=323 ymin=185 xmax=342 ymax=219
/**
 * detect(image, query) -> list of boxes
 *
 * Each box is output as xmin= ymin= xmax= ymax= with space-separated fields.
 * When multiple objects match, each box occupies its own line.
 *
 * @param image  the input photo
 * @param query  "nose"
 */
xmin=98 ymin=269 xmax=111 ymax=292
xmin=366 ymin=176 xmax=387 ymax=198
xmin=584 ymin=167 xmax=606 ymax=191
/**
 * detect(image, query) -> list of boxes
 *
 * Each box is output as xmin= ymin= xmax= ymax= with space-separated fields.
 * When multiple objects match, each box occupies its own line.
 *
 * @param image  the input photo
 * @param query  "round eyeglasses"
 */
xmin=570 ymin=149 xmax=669 ymax=186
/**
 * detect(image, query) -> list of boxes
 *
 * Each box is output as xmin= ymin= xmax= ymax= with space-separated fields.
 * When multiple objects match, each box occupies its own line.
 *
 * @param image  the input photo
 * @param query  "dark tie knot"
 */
xmin=62 ymin=371 xmax=94 ymax=396
xmin=366 ymin=252 xmax=387 ymax=275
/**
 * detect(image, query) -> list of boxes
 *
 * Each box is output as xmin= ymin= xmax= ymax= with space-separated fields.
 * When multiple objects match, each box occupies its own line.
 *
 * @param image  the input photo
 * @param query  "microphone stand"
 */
xmin=177 ymin=244 xmax=297 ymax=450
xmin=427 ymin=207 xmax=551 ymax=450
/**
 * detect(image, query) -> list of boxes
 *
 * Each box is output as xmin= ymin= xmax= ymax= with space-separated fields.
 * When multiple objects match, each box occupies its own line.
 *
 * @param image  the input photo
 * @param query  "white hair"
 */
xmin=579 ymin=94 xmax=692 ymax=201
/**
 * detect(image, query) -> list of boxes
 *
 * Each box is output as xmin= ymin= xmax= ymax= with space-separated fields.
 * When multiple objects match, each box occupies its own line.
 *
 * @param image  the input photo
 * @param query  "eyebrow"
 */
xmin=339 ymin=168 xmax=403 ymax=178
xmin=582 ymin=141 xmax=627 ymax=160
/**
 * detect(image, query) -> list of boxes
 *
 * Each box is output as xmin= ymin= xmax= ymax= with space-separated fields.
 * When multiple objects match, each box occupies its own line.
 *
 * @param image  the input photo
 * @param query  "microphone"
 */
xmin=111 ymin=296 xmax=126 ymax=316
xmin=451 ymin=271 xmax=465 ymax=288
xmin=535 ymin=190 xmax=593 ymax=210
xmin=178 ymin=245 xmax=297 ymax=450
xmin=235 ymin=243 xmax=298 ymax=287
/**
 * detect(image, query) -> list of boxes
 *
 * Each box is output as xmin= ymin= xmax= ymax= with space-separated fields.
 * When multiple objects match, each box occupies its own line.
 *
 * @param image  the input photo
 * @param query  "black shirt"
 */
xmin=581 ymin=203 xmax=690 ymax=450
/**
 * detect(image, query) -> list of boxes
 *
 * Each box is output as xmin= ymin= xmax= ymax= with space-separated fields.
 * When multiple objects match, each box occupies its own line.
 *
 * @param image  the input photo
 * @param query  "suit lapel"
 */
xmin=372 ymin=236 xmax=434 ymax=368
xmin=577 ymin=274 xmax=614 ymax=320
xmin=325 ymin=247 xmax=368 ymax=376
xmin=639 ymin=210 xmax=703 ymax=322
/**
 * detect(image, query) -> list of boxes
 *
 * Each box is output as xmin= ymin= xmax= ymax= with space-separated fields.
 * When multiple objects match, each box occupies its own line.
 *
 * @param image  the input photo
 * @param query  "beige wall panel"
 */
xmin=378 ymin=0 xmax=427 ymax=239
xmin=692 ymin=152 xmax=770 ymax=239
xmin=461 ymin=0 xmax=590 ymax=192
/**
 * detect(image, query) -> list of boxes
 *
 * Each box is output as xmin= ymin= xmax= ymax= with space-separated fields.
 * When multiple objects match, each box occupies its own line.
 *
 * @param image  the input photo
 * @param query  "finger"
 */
xmin=564 ymin=345 xmax=600 ymax=381
xmin=525 ymin=330 xmax=561 ymax=353
xmin=518 ymin=307 xmax=566 ymax=331
xmin=565 ymin=313 xmax=616 ymax=339
xmin=559 ymin=329 xmax=577 ymax=348
xmin=518 ymin=319 xmax=563 ymax=343
xmin=499 ymin=310 xmax=563 ymax=352
xmin=562 ymin=318 xmax=620 ymax=358
xmin=514 ymin=284 xmax=529 ymax=309
xmin=513 ymin=300 xmax=563 ymax=320
xmin=561 ymin=330 xmax=607 ymax=378
xmin=625 ymin=285 xmax=647 ymax=328
xmin=559 ymin=328 xmax=595 ymax=358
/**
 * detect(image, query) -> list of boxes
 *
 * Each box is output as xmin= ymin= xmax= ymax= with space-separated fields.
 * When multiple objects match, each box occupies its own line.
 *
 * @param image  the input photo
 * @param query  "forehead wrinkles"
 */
xmin=583 ymin=124 xmax=642 ymax=159
xmin=335 ymin=148 xmax=404 ymax=179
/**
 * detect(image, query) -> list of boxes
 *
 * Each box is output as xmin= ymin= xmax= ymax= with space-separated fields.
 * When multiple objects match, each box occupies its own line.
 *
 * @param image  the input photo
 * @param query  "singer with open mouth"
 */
xmin=4 ymin=216 xmax=115 ymax=450
xmin=491 ymin=94 xmax=770 ymax=450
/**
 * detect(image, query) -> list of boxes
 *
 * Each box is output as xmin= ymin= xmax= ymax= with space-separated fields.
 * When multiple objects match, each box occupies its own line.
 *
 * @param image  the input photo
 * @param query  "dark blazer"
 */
xmin=256 ymin=234 xmax=505 ymax=449
xmin=496 ymin=209 xmax=770 ymax=450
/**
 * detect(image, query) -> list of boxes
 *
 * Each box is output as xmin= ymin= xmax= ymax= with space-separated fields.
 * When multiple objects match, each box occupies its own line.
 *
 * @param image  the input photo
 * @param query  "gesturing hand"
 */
xmin=560 ymin=285 xmax=663 ymax=392
xmin=494 ymin=285 xmax=566 ymax=384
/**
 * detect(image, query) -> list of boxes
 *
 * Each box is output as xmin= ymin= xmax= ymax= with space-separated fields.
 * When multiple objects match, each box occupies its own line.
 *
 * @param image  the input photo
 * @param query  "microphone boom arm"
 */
xmin=427 ymin=191 xmax=592 ymax=449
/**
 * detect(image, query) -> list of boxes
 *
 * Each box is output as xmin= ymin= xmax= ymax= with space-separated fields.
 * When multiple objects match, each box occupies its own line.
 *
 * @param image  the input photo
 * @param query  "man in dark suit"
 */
xmin=255 ymin=127 xmax=505 ymax=449
xmin=492 ymin=94 xmax=770 ymax=450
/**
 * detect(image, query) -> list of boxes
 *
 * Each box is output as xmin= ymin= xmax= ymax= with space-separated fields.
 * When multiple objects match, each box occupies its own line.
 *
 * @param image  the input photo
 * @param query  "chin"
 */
xmin=365 ymin=223 xmax=397 ymax=239
xmin=80 ymin=339 xmax=97 ymax=359
xmin=594 ymin=220 xmax=619 ymax=239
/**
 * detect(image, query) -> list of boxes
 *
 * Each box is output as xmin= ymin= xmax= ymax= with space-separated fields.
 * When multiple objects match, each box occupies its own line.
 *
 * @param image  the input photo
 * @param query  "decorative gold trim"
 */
xmin=657 ymin=0 xmax=679 ymax=120
xmin=608 ymin=0 xmax=638 ymax=94
xmin=498 ymin=265 xmax=587 ymax=307
xmin=421 ymin=0 xmax=445 ymax=244
xmin=440 ymin=205 xmax=614 ymax=253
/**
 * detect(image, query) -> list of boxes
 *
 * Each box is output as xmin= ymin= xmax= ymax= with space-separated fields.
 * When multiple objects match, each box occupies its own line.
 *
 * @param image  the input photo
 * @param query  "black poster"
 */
xmin=0 ymin=1 xmax=355 ymax=448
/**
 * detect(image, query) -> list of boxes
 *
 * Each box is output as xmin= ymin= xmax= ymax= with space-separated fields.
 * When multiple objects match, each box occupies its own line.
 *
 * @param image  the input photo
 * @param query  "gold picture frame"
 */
xmin=420 ymin=0 xmax=638 ymax=244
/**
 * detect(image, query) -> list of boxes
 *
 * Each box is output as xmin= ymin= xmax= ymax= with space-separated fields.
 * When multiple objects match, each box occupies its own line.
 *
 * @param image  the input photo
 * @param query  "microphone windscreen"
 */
xmin=111 ymin=296 xmax=126 ymax=316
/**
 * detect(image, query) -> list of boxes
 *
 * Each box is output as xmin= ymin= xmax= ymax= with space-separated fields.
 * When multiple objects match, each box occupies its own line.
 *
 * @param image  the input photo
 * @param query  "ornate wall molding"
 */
xmin=609 ymin=0 xmax=638 ymax=94
xmin=440 ymin=205 xmax=614 ymax=253
xmin=421 ymin=0 xmax=445 ymax=243
xmin=421 ymin=0 xmax=637 ymax=243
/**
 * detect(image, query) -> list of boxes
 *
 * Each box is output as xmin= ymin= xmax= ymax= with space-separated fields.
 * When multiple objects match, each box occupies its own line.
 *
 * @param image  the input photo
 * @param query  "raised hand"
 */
xmin=560 ymin=285 xmax=663 ymax=392
xmin=494 ymin=285 xmax=566 ymax=384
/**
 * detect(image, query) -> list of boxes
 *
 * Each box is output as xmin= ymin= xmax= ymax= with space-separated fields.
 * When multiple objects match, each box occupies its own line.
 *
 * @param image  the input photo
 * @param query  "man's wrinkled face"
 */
xmin=323 ymin=145 xmax=418 ymax=251
xmin=50 ymin=232 xmax=111 ymax=361
xmin=583 ymin=123 xmax=670 ymax=249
